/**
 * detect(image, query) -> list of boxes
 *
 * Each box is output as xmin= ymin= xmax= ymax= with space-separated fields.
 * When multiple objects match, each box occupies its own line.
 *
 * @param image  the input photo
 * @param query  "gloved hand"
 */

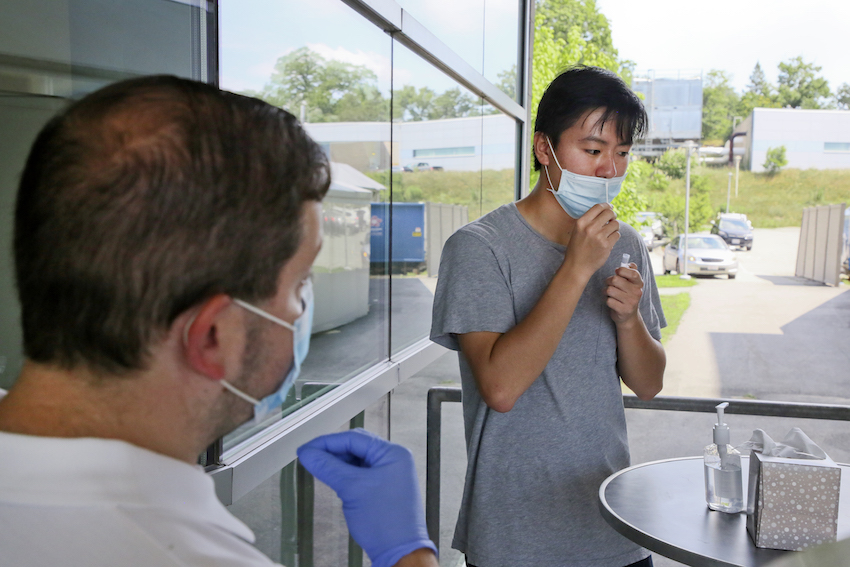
xmin=296 ymin=429 xmax=437 ymax=567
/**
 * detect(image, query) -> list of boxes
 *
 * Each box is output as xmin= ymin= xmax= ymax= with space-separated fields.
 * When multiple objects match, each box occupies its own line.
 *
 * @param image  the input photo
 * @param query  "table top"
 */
xmin=599 ymin=456 xmax=849 ymax=567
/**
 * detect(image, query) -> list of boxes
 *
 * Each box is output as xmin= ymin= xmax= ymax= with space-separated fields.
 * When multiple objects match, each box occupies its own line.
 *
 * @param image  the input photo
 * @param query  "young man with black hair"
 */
xmin=0 ymin=75 xmax=437 ymax=567
xmin=431 ymin=66 xmax=667 ymax=566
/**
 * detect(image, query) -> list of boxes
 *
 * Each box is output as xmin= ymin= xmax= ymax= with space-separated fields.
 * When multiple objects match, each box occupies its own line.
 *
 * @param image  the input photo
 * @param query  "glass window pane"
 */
xmin=228 ymin=396 xmax=390 ymax=566
xmin=480 ymin=112 xmax=518 ymax=217
xmin=0 ymin=0 xmax=206 ymax=390
xmin=389 ymin=43 xmax=486 ymax=355
xmin=484 ymin=0 xmax=521 ymax=102
xmin=396 ymin=0 xmax=485 ymax=76
xmin=219 ymin=0 xmax=392 ymax=448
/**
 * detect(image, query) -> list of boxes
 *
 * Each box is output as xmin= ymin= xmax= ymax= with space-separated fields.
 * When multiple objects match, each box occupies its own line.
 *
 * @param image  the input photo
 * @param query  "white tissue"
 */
xmin=740 ymin=427 xmax=828 ymax=460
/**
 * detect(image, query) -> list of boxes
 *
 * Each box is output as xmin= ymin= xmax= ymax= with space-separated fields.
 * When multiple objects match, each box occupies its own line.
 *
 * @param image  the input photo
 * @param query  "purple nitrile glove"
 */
xmin=296 ymin=429 xmax=437 ymax=567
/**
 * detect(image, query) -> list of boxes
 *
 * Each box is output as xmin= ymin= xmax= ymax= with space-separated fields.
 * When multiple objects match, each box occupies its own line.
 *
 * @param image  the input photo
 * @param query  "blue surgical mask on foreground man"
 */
xmin=0 ymin=75 xmax=437 ymax=567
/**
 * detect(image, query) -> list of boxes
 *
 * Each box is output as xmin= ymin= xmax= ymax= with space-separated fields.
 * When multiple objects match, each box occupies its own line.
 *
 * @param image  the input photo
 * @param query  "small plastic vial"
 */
xmin=704 ymin=402 xmax=744 ymax=513
xmin=620 ymin=253 xmax=630 ymax=268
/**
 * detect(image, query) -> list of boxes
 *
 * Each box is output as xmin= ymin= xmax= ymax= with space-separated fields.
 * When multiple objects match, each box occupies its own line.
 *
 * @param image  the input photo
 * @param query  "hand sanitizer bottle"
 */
xmin=704 ymin=402 xmax=744 ymax=513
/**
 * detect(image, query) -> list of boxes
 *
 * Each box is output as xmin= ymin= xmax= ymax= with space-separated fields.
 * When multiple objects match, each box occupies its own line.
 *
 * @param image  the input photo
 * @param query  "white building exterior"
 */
xmin=304 ymin=113 xmax=517 ymax=172
xmin=738 ymin=108 xmax=850 ymax=172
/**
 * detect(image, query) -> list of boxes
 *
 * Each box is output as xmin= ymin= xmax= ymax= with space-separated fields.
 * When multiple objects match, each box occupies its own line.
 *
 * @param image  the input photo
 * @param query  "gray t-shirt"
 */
xmin=430 ymin=203 xmax=666 ymax=567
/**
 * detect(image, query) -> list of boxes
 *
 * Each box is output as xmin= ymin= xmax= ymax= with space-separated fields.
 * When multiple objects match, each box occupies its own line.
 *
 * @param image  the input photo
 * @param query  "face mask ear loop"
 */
xmin=233 ymin=299 xmax=296 ymax=332
xmin=221 ymin=379 xmax=262 ymax=406
xmin=544 ymin=136 xmax=561 ymax=194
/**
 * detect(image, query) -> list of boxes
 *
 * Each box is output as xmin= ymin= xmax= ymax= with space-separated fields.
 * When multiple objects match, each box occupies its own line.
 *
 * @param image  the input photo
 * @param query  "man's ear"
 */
xmin=182 ymin=294 xmax=241 ymax=381
xmin=533 ymin=132 xmax=551 ymax=167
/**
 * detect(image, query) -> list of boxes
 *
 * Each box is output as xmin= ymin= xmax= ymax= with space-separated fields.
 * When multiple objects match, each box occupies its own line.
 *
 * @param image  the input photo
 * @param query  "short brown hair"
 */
xmin=15 ymin=75 xmax=330 ymax=374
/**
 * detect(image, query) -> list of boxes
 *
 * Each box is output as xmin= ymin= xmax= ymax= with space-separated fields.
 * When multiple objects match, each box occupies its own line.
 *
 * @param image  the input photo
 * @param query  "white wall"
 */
xmin=749 ymin=108 xmax=850 ymax=172
xmin=305 ymin=114 xmax=517 ymax=172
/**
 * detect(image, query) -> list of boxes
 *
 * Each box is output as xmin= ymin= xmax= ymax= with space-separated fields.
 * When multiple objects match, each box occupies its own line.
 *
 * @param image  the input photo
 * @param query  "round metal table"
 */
xmin=599 ymin=456 xmax=849 ymax=567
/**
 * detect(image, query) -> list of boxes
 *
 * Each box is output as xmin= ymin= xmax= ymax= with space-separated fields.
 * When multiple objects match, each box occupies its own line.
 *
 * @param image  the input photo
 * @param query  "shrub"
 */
xmin=763 ymin=146 xmax=788 ymax=175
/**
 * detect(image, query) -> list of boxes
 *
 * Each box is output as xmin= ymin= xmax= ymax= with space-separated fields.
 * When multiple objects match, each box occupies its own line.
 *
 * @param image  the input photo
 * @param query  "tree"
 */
xmin=834 ymin=83 xmax=850 ymax=110
xmin=656 ymin=148 xmax=697 ymax=179
xmin=252 ymin=47 xmax=387 ymax=122
xmin=655 ymin=174 xmax=714 ymax=233
xmin=776 ymin=56 xmax=831 ymax=109
xmin=430 ymin=87 xmax=479 ymax=120
xmin=496 ymin=65 xmax=518 ymax=101
xmin=763 ymin=146 xmax=788 ymax=175
xmin=701 ymin=70 xmax=740 ymax=142
xmin=747 ymin=62 xmax=772 ymax=97
xmin=612 ymin=161 xmax=649 ymax=225
xmin=738 ymin=62 xmax=780 ymax=118
xmin=535 ymin=0 xmax=622 ymax=72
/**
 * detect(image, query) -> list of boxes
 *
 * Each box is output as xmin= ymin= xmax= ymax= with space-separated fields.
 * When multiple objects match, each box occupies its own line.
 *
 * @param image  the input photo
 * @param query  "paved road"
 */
xmin=649 ymin=228 xmax=850 ymax=404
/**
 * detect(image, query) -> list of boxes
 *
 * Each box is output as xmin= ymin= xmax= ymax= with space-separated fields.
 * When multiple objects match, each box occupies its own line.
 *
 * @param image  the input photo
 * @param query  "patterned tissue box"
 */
xmin=746 ymin=450 xmax=841 ymax=551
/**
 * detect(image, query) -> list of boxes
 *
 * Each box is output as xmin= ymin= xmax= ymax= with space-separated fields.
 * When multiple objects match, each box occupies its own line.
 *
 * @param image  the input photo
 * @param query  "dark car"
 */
xmin=711 ymin=213 xmax=753 ymax=250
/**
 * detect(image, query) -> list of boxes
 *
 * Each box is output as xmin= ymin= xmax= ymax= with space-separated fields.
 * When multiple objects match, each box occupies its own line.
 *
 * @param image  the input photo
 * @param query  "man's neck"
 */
xmin=0 ymin=361 xmax=208 ymax=463
xmin=516 ymin=181 xmax=577 ymax=247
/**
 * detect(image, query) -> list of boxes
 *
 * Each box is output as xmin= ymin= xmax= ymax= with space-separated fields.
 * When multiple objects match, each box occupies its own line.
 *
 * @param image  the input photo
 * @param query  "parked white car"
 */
xmin=663 ymin=233 xmax=739 ymax=279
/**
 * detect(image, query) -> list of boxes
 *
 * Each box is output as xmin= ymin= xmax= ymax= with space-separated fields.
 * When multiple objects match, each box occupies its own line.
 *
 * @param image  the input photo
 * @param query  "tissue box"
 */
xmin=746 ymin=450 xmax=841 ymax=551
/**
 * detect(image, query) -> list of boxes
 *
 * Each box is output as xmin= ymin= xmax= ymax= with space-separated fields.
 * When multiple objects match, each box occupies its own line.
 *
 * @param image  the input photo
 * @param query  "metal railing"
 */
xmin=424 ymin=387 xmax=850 ymax=550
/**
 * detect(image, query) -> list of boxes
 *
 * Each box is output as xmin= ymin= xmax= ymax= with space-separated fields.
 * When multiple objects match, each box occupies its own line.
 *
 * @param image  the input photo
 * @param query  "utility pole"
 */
xmin=727 ymin=172 xmax=732 ymax=213
xmin=734 ymin=155 xmax=742 ymax=197
xmin=681 ymin=141 xmax=696 ymax=280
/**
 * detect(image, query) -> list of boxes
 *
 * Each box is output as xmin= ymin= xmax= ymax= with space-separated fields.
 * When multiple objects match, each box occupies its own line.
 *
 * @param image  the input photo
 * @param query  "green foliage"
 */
xmin=369 ymin=169 xmax=514 ymax=221
xmin=612 ymin=162 xmax=648 ymax=225
xmin=654 ymin=274 xmax=698 ymax=288
xmin=833 ymin=83 xmax=850 ymax=110
xmin=393 ymin=85 xmax=479 ymax=121
xmin=658 ymin=292 xmax=691 ymax=345
xmin=247 ymin=46 xmax=480 ymax=123
xmin=699 ymin=58 xmax=834 ymax=142
xmin=247 ymin=47 xmax=386 ymax=122
xmin=701 ymin=70 xmax=739 ymax=141
xmin=656 ymin=148 xmax=696 ymax=179
xmin=763 ymin=146 xmax=788 ymax=175
xmin=777 ymin=56 xmax=831 ymax=109
xmin=695 ymin=167 xmax=850 ymax=228
xmin=530 ymin=1 xmax=625 ymax=137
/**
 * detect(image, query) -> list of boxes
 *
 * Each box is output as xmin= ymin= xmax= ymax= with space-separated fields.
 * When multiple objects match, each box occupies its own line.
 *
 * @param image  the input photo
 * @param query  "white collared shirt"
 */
xmin=0 ymin=432 xmax=280 ymax=566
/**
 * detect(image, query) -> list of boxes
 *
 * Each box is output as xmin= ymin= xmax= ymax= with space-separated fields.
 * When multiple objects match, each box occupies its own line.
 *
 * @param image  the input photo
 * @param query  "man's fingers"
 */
xmin=297 ymin=446 xmax=358 ymax=489
xmin=298 ymin=429 xmax=389 ymax=466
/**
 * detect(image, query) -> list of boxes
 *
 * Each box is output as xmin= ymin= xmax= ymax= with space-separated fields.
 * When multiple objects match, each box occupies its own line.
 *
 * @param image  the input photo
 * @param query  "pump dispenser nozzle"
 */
xmin=713 ymin=402 xmax=730 ymax=447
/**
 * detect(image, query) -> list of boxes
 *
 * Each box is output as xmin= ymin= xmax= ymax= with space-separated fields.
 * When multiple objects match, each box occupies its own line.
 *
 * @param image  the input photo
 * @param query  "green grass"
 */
xmin=654 ymin=274 xmax=698 ymax=288
xmin=659 ymin=292 xmax=691 ymax=345
xmin=664 ymin=166 xmax=850 ymax=229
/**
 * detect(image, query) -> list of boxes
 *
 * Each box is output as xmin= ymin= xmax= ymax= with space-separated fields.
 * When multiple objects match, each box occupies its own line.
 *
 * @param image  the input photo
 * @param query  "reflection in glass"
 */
xmin=0 ymin=0 xmax=205 ymax=390
xmin=396 ymin=0 xmax=521 ymax=102
xmin=484 ymin=0 xmax=521 ymax=102
xmin=389 ymin=43 xmax=482 ymax=355
xmin=219 ymin=0 xmax=392 ymax=449
xmin=396 ymin=0 xmax=484 ymax=76
xmin=480 ymin=112 xmax=518 ymax=218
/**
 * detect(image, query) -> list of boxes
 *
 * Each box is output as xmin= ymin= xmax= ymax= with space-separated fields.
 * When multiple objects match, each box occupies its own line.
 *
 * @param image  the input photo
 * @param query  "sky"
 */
xmin=595 ymin=0 xmax=850 ymax=93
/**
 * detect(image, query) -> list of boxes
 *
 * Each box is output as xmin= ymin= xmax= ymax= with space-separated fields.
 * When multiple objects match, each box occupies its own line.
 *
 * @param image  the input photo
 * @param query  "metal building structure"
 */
xmin=631 ymin=69 xmax=703 ymax=157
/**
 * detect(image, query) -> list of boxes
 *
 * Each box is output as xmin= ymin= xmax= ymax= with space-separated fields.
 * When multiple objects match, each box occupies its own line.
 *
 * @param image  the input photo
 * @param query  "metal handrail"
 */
xmin=426 ymin=386 xmax=463 ymax=549
xmin=425 ymin=387 xmax=850 ymax=550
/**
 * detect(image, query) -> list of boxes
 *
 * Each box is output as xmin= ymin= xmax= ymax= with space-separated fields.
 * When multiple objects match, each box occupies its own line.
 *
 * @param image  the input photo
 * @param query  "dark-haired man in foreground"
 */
xmin=0 ymin=75 xmax=436 ymax=567
xmin=431 ymin=66 xmax=667 ymax=566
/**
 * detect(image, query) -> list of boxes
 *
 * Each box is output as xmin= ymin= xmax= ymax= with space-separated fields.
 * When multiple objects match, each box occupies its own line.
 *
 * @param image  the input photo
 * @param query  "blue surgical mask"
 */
xmin=543 ymin=136 xmax=626 ymax=219
xmin=224 ymin=280 xmax=314 ymax=426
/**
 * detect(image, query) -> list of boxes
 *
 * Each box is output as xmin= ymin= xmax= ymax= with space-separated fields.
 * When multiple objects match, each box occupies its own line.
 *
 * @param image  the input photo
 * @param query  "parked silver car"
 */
xmin=663 ymin=233 xmax=739 ymax=279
